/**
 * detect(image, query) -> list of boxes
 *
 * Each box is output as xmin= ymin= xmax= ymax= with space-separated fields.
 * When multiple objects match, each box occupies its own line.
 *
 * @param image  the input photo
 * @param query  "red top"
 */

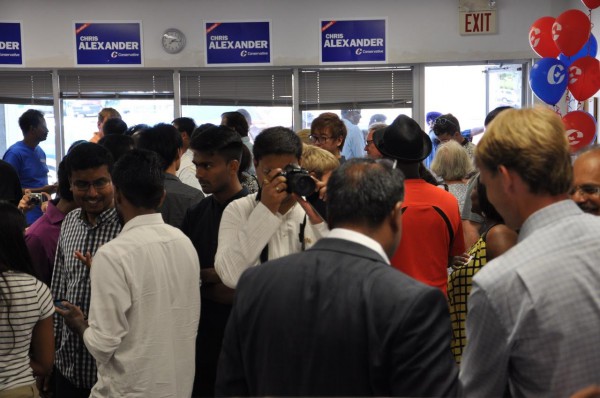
xmin=391 ymin=179 xmax=465 ymax=295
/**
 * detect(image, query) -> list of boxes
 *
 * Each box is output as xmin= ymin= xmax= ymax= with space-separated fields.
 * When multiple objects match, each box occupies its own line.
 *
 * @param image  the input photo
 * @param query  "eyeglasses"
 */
xmin=434 ymin=117 xmax=458 ymax=129
xmin=366 ymin=139 xmax=374 ymax=146
xmin=72 ymin=178 xmax=111 ymax=191
xmin=569 ymin=184 xmax=600 ymax=197
xmin=309 ymin=135 xmax=335 ymax=144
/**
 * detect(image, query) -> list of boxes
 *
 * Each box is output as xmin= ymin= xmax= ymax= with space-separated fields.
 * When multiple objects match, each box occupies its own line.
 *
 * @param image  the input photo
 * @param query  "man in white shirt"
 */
xmin=173 ymin=117 xmax=204 ymax=193
xmin=215 ymin=126 xmax=327 ymax=288
xmin=56 ymin=149 xmax=201 ymax=398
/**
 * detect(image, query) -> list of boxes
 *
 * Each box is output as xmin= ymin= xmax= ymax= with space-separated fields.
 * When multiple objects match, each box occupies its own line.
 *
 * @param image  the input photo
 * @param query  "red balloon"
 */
xmin=553 ymin=9 xmax=591 ymax=56
xmin=529 ymin=17 xmax=561 ymax=58
xmin=582 ymin=0 xmax=600 ymax=9
xmin=562 ymin=111 xmax=597 ymax=152
xmin=568 ymin=56 xmax=600 ymax=101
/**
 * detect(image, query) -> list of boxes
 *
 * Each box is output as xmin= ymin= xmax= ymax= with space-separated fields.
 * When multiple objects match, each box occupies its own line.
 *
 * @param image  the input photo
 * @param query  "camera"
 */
xmin=280 ymin=164 xmax=316 ymax=197
xmin=28 ymin=193 xmax=44 ymax=206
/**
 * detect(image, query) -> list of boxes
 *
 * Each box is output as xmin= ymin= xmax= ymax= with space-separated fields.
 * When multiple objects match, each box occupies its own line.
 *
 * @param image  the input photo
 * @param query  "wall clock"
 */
xmin=162 ymin=28 xmax=186 ymax=54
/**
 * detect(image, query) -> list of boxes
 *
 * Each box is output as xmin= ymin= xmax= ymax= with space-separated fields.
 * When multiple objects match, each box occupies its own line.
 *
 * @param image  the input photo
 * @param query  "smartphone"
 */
xmin=54 ymin=299 xmax=69 ymax=310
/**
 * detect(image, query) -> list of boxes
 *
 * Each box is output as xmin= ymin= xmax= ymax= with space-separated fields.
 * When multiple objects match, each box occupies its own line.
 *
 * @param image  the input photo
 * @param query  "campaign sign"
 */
xmin=75 ymin=22 xmax=142 ymax=65
xmin=321 ymin=19 xmax=386 ymax=63
xmin=0 ymin=22 xmax=23 ymax=65
xmin=205 ymin=22 xmax=271 ymax=65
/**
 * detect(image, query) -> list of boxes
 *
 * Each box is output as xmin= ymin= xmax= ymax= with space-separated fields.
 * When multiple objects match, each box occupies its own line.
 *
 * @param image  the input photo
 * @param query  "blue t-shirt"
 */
xmin=3 ymin=141 xmax=49 ymax=225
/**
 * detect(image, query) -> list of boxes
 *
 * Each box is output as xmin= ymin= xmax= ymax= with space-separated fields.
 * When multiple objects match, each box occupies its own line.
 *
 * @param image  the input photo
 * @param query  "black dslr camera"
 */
xmin=280 ymin=164 xmax=316 ymax=197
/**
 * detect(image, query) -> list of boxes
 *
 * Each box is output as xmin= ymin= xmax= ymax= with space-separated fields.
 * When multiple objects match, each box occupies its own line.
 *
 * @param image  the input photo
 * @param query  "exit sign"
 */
xmin=460 ymin=10 xmax=497 ymax=35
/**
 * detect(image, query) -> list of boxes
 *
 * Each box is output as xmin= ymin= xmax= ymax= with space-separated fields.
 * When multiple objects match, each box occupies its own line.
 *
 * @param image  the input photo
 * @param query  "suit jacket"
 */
xmin=215 ymin=238 xmax=459 ymax=397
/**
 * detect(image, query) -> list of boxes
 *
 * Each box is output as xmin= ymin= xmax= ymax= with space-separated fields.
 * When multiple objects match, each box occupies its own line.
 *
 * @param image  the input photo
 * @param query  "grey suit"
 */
xmin=216 ymin=238 xmax=459 ymax=397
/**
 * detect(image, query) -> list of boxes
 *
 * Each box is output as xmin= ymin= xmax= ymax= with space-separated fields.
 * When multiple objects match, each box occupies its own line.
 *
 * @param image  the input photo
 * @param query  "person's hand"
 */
xmin=74 ymin=251 xmax=92 ymax=269
xmin=54 ymin=301 xmax=88 ymax=337
xmin=41 ymin=182 xmax=58 ymax=194
xmin=294 ymin=194 xmax=324 ymax=225
xmin=36 ymin=371 xmax=53 ymax=398
xmin=18 ymin=190 xmax=36 ymax=213
xmin=260 ymin=168 xmax=289 ymax=214
xmin=314 ymin=178 xmax=328 ymax=201
xmin=451 ymin=253 xmax=472 ymax=269
xmin=570 ymin=385 xmax=600 ymax=398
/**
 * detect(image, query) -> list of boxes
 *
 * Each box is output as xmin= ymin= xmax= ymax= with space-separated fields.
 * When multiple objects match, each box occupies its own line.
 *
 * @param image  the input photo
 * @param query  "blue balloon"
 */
xmin=559 ymin=34 xmax=598 ymax=68
xmin=529 ymin=58 xmax=568 ymax=105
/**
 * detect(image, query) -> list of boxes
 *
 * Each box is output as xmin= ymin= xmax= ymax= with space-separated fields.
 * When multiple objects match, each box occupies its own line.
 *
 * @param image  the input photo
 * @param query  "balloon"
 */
xmin=529 ymin=17 xmax=561 ymax=58
xmin=529 ymin=58 xmax=568 ymax=105
xmin=568 ymin=56 xmax=600 ymax=101
xmin=559 ymin=34 xmax=597 ymax=68
xmin=582 ymin=0 xmax=600 ymax=9
xmin=553 ymin=9 xmax=591 ymax=56
xmin=562 ymin=111 xmax=597 ymax=152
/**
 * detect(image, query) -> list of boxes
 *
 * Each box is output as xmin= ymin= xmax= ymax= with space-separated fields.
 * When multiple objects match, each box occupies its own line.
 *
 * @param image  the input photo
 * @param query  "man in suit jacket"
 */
xmin=216 ymin=158 xmax=459 ymax=397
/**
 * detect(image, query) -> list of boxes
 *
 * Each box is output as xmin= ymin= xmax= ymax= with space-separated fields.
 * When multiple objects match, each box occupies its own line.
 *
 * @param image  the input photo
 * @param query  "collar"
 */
xmin=518 ymin=200 xmax=583 ymax=242
xmin=122 ymin=213 xmax=164 ymax=233
xmin=163 ymin=173 xmax=181 ymax=182
xmin=79 ymin=207 xmax=119 ymax=228
xmin=327 ymin=228 xmax=390 ymax=264
xmin=44 ymin=201 xmax=66 ymax=225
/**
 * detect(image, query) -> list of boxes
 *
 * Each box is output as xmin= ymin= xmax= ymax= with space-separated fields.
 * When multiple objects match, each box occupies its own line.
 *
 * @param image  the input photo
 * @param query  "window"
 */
xmin=181 ymin=70 xmax=293 ymax=140
xmin=299 ymin=67 xmax=413 ymax=129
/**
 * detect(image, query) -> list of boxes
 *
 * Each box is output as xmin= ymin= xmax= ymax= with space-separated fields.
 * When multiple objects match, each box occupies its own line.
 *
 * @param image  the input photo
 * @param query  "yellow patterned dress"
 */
xmin=447 ymin=230 xmax=489 ymax=364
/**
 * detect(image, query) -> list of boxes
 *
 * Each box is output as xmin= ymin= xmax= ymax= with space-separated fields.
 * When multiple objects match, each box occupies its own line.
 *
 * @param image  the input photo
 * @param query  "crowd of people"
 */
xmin=1 ymin=105 xmax=600 ymax=398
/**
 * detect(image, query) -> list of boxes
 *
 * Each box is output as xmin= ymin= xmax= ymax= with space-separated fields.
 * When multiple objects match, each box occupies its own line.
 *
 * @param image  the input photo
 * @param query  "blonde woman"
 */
xmin=431 ymin=140 xmax=475 ymax=212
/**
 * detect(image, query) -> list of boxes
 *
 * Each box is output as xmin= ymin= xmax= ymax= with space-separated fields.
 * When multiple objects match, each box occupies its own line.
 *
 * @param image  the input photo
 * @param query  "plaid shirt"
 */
xmin=51 ymin=207 xmax=121 ymax=389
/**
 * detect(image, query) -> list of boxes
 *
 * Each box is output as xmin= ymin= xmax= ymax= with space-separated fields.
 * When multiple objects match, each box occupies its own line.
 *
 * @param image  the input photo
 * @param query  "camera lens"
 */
xmin=288 ymin=174 xmax=316 ymax=197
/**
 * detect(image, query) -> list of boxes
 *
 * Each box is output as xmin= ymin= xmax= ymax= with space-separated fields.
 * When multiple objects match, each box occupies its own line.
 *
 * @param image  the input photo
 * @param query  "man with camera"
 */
xmin=215 ymin=126 xmax=327 ymax=289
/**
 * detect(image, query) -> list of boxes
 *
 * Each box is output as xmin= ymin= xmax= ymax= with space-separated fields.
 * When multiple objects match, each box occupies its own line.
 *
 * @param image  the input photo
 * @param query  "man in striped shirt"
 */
xmin=50 ymin=143 xmax=121 ymax=398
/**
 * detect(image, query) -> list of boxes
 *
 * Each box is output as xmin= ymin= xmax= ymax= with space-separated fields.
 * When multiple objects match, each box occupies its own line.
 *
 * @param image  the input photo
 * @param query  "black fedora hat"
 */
xmin=373 ymin=115 xmax=432 ymax=162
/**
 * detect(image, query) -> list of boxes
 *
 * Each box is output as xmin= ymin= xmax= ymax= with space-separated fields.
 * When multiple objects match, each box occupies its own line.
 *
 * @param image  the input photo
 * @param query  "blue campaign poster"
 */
xmin=321 ymin=19 xmax=386 ymax=63
xmin=0 ymin=22 xmax=23 ymax=65
xmin=205 ymin=21 xmax=271 ymax=65
xmin=75 ymin=22 xmax=142 ymax=66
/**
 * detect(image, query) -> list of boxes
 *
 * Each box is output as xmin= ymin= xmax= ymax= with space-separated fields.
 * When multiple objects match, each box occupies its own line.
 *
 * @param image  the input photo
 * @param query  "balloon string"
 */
xmin=554 ymin=104 xmax=562 ymax=117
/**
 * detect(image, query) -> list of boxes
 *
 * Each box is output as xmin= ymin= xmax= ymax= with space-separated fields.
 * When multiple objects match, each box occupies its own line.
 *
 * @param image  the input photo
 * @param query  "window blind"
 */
xmin=180 ymin=69 xmax=293 ymax=106
xmin=299 ymin=67 xmax=413 ymax=110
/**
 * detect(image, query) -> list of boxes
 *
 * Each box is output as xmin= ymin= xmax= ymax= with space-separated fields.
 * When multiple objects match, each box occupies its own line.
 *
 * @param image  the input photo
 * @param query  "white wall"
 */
xmin=2 ymin=0 xmax=585 ymax=68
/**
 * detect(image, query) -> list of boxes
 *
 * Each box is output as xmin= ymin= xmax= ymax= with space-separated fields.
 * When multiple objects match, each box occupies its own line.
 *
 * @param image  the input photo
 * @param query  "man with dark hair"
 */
xmin=25 ymin=157 xmax=78 ymax=286
xmin=173 ymin=117 xmax=204 ymax=192
xmin=89 ymin=107 xmax=121 ymax=143
xmin=340 ymin=108 xmax=365 ymax=159
xmin=432 ymin=113 xmax=476 ymax=161
xmin=215 ymin=126 xmax=327 ymax=289
xmin=56 ymin=149 xmax=200 ymax=397
xmin=180 ymin=125 xmax=249 ymax=397
xmin=222 ymin=111 xmax=255 ymax=175
xmin=310 ymin=112 xmax=347 ymax=161
xmin=216 ymin=159 xmax=458 ymax=397
xmin=101 ymin=117 xmax=128 ymax=136
xmin=461 ymin=107 xmax=600 ymax=397
xmin=374 ymin=115 xmax=465 ymax=295
xmin=50 ymin=143 xmax=121 ymax=398
xmin=3 ymin=109 xmax=57 ymax=224
xmin=137 ymin=123 xmax=204 ymax=227
xmin=97 ymin=134 xmax=134 ymax=162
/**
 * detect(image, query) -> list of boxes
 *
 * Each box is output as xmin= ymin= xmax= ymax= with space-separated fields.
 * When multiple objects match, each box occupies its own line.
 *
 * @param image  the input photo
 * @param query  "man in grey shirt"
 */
xmin=460 ymin=107 xmax=600 ymax=397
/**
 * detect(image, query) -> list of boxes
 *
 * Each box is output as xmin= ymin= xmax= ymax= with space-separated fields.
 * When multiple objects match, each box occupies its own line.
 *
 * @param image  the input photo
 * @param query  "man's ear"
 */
xmin=498 ymin=165 xmax=516 ymax=193
xmin=157 ymin=189 xmax=167 ymax=209
xmin=229 ymin=159 xmax=240 ymax=175
xmin=389 ymin=201 xmax=403 ymax=234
